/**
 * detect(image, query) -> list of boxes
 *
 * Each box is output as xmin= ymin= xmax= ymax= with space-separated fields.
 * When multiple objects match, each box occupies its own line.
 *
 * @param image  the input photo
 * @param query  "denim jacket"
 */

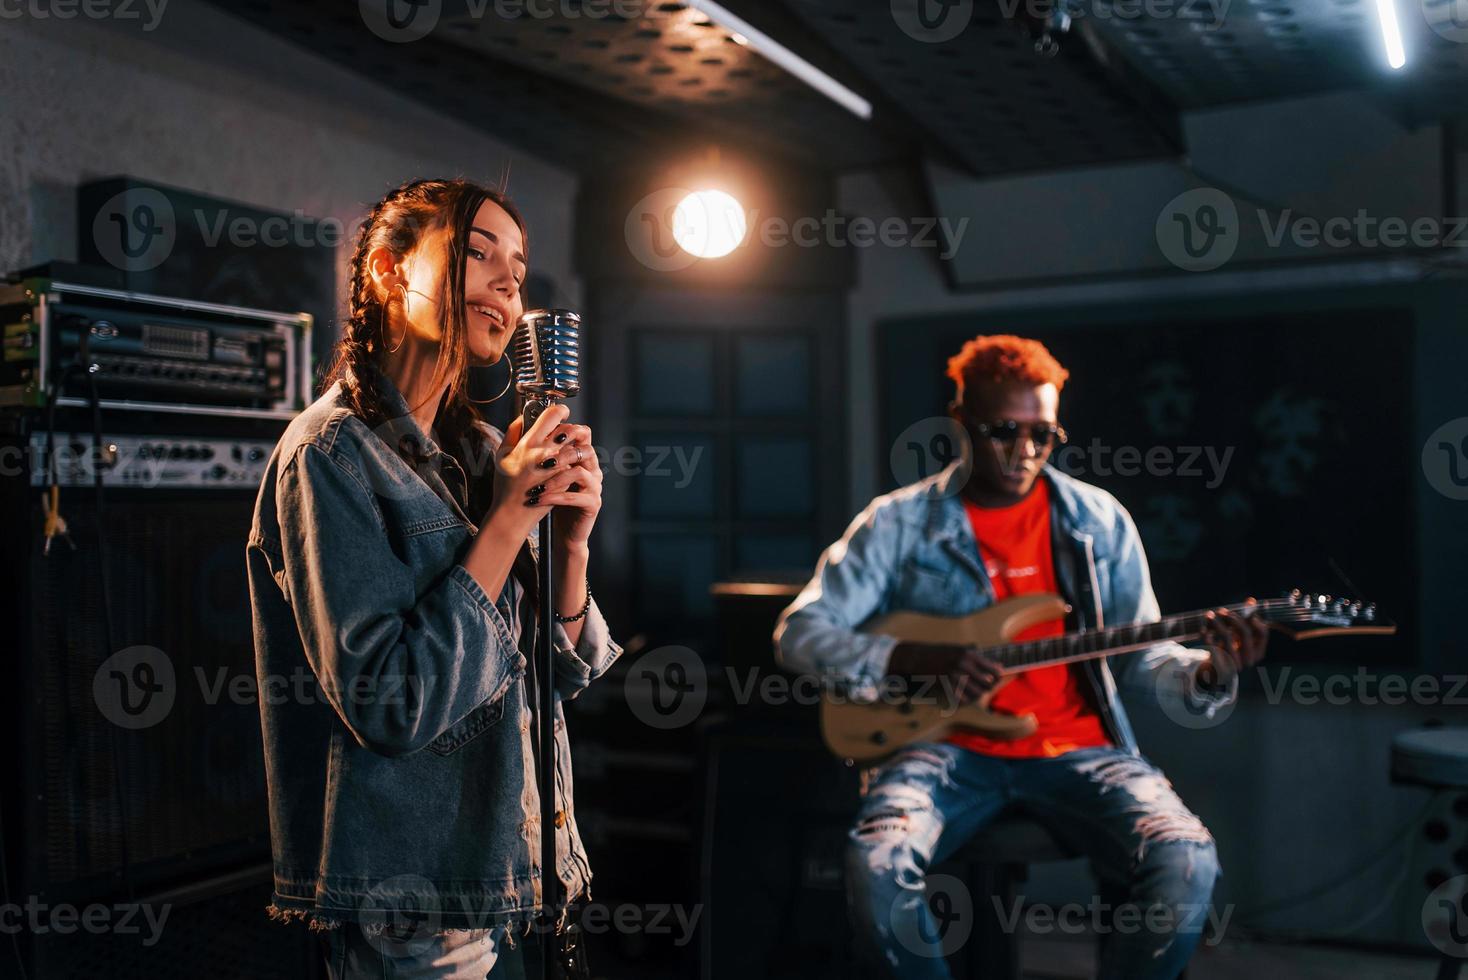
xmin=773 ymin=462 xmax=1234 ymax=755
xmin=246 ymin=368 xmax=621 ymax=930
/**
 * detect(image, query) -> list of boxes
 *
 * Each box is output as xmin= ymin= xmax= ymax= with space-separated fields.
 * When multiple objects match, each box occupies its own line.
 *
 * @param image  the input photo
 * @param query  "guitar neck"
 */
xmin=991 ymin=599 xmax=1276 ymax=672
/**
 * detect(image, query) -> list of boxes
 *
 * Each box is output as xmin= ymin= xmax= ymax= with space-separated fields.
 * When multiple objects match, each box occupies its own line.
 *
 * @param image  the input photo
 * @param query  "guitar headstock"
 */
xmin=1262 ymin=589 xmax=1398 ymax=640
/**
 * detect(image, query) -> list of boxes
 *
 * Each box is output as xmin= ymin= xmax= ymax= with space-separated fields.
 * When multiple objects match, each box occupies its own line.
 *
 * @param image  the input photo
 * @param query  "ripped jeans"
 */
xmin=847 ymin=743 xmax=1219 ymax=980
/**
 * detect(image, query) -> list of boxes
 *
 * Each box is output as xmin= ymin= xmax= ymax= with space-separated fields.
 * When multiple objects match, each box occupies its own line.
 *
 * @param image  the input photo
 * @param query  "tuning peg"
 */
xmin=1330 ymin=598 xmax=1345 ymax=613
xmin=1285 ymin=588 xmax=1302 ymax=601
xmin=1316 ymin=594 xmax=1330 ymax=609
xmin=1349 ymin=601 xmax=1362 ymax=617
xmin=1363 ymin=603 xmax=1376 ymax=622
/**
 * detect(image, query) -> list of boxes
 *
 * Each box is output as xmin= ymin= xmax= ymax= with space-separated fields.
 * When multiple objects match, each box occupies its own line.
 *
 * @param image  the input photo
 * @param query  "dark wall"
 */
xmin=875 ymin=279 xmax=1468 ymax=675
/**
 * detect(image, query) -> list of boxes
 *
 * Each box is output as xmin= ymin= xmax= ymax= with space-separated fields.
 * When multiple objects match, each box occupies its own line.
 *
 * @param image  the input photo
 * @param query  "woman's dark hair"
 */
xmin=321 ymin=177 xmax=527 ymax=509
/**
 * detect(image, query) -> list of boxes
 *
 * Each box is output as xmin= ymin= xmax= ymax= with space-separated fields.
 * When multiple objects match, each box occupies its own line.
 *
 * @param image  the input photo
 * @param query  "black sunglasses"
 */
xmin=964 ymin=418 xmax=1068 ymax=450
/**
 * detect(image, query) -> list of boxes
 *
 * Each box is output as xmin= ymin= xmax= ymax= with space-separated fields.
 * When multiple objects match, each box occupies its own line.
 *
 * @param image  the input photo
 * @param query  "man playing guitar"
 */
xmin=774 ymin=334 xmax=1267 ymax=979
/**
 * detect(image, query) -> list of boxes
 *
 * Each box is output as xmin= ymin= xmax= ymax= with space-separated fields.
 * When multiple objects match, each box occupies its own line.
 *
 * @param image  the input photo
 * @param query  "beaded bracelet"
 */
xmin=554 ymin=581 xmax=593 ymax=624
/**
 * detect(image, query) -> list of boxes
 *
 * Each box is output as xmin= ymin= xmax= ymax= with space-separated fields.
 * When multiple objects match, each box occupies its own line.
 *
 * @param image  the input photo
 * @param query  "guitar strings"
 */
xmin=988 ymin=597 xmax=1353 ymax=668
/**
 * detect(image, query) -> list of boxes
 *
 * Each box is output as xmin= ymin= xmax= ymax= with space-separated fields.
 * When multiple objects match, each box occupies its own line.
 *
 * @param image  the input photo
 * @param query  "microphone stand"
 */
xmin=512 ymin=308 xmax=582 ymax=980
xmin=523 ymin=394 xmax=559 ymax=980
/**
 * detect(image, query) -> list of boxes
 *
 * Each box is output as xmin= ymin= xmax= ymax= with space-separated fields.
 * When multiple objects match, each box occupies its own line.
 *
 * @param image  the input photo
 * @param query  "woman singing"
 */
xmin=246 ymin=178 xmax=620 ymax=978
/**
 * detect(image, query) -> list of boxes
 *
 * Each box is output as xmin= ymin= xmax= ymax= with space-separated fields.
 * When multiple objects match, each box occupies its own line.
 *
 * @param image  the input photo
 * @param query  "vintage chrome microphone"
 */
xmin=512 ymin=308 xmax=581 ymax=978
xmin=514 ymin=308 xmax=580 ymax=428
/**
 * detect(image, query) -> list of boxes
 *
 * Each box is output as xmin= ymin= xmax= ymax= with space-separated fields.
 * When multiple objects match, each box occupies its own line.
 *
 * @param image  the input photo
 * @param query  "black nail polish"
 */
xmin=554 ymin=433 xmax=568 ymax=444
xmin=568 ymin=482 xmax=580 ymax=492
xmin=539 ymin=457 xmax=557 ymax=469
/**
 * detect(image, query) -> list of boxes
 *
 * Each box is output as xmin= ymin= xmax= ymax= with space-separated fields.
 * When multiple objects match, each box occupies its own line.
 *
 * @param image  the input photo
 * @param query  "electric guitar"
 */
xmin=821 ymin=589 xmax=1396 ymax=764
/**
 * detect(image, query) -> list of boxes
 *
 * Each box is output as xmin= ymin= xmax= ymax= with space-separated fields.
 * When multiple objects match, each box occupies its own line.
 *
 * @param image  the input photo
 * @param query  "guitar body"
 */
xmin=820 ymin=593 xmax=1070 ymax=764
xmin=817 ymin=585 xmax=1395 ymax=764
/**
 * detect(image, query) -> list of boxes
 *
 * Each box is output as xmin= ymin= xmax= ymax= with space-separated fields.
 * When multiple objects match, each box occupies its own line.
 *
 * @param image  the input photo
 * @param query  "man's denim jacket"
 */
xmin=247 ymin=369 xmax=620 ymax=930
xmin=774 ymin=462 xmax=1234 ymax=755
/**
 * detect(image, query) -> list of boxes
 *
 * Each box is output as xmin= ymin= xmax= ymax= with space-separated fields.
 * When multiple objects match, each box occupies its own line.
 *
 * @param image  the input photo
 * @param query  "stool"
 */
xmin=936 ymin=814 xmax=1194 ymax=980
xmin=1391 ymin=726 xmax=1468 ymax=980
xmin=936 ymin=813 xmax=1081 ymax=980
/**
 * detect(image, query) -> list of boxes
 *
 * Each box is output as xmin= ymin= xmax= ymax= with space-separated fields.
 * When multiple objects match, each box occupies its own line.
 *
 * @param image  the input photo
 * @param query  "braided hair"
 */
xmin=321 ymin=178 xmax=527 ymax=514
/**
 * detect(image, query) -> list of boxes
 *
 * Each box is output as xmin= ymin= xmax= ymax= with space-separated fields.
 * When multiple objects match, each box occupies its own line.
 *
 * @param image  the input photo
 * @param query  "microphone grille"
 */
xmin=513 ymin=309 xmax=580 ymax=398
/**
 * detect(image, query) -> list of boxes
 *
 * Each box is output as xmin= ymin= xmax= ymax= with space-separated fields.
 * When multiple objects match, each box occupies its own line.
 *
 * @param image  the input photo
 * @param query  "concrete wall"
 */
xmin=0 ymin=3 xmax=581 ymax=336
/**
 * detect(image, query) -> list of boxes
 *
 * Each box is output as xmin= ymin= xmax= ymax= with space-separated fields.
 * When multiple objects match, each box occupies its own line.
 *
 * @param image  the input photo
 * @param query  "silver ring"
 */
xmin=574 ymin=446 xmax=584 ymax=464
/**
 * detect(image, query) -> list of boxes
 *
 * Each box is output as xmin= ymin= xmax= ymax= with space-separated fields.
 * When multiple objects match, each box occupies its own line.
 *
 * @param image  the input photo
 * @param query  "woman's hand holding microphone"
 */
xmin=490 ymin=403 xmax=602 ymax=546
xmin=478 ymin=403 xmax=602 ymax=633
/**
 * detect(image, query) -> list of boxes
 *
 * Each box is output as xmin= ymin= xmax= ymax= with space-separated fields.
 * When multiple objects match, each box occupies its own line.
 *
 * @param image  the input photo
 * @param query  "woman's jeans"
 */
xmin=321 ymin=922 xmax=510 ymax=979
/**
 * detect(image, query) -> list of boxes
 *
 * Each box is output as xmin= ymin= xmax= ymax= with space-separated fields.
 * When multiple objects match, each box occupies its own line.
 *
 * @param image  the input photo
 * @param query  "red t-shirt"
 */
xmin=944 ymin=479 xmax=1111 ymax=758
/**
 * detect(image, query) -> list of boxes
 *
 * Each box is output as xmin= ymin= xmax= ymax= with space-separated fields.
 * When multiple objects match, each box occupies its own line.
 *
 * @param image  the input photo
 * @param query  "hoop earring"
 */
xmin=381 ymin=283 xmax=409 ymax=355
xmin=469 ymin=349 xmax=515 ymax=404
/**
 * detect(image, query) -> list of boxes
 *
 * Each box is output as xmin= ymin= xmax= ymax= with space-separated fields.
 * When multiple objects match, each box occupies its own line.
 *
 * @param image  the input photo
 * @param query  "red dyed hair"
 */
xmin=946 ymin=334 xmax=1068 ymax=400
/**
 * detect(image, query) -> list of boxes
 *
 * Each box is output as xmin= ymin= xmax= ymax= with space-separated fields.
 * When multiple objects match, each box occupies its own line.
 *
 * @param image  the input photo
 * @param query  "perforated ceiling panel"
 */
xmin=783 ymin=0 xmax=1183 ymax=176
xmin=208 ymin=0 xmax=905 ymax=174
xmin=1075 ymin=0 xmax=1468 ymax=113
xmin=211 ymin=0 xmax=664 ymax=173
xmin=428 ymin=1 xmax=896 ymax=168
xmin=208 ymin=0 xmax=1468 ymax=181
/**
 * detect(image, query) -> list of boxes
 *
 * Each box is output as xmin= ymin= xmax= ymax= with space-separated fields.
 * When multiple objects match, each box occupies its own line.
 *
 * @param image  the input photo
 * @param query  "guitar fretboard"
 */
xmin=989 ymin=599 xmax=1283 ymax=671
